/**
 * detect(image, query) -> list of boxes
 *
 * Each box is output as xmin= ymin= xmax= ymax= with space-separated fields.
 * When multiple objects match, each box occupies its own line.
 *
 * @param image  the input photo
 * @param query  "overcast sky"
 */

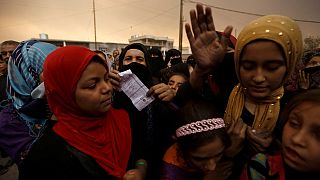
xmin=0 ymin=0 xmax=319 ymax=47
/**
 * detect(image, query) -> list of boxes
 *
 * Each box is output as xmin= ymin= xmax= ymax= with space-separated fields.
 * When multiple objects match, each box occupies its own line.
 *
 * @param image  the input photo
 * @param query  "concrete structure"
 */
xmin=128 ymin=35 xmax=174 ymax=52
xmin=31 ymin=38 xmax=128 ymax=55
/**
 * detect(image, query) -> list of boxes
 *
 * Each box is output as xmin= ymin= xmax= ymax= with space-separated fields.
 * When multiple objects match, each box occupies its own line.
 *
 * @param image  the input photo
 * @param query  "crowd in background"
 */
xmin=0 ymin=3 xmax=320 ymax=180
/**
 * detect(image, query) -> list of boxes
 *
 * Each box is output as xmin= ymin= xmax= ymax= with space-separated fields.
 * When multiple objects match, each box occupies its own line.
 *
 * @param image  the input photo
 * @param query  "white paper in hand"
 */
xmin=118 ymin=69 xmax=155 ymax=111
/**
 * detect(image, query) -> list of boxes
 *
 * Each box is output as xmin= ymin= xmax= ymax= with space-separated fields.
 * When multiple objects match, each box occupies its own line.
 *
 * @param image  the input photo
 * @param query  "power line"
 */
xmin=187 ymin=0 xmax=320 ymax=24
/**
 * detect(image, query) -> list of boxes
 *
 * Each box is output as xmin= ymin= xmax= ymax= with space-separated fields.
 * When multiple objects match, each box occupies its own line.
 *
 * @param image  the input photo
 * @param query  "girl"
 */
xmin=241 ymin=89 xmax=320 ymax=179
xmin=222 ymin=14 xmax=303 ymax=179
xmin=20 ymin=46 xmax=132 ymax=180
xmin=161 ymin=99 xmax=230 ymax=180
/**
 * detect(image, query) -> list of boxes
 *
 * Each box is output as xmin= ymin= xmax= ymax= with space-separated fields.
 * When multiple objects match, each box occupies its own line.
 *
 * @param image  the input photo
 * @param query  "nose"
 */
xmin=291 ymin=129 xmax=307 ymax=147
xmin=169 ymin=84 xmax=178 ymax=91
xmin=101 ymin=81 xmax=113 ymax=94
xmin=204 ymin=159 xmax=216 ymax=172
xmin=252 ymin=68 xmax=266 ymax=83
xmin=2 ymin=51 xmax=12 ymax=60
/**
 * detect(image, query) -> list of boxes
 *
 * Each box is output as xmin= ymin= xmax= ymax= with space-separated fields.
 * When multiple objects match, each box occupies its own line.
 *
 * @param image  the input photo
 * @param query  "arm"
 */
xmin=185 ymin=4 xmax=233 ymax=90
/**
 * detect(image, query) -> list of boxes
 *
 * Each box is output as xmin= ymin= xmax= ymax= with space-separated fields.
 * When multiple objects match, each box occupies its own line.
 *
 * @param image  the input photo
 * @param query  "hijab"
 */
xmin=165 ymin=49 xmax=182 ymax=67
xmin=118 ymin=43 xmax=150 ymax=70
xmin=148 ymin=48 xmax=166 ymax=77
xmin=43 ymin=46 xmax=131 ymax=178
xmin=224 ymin=15 xmax=303 ymax=131
xmin=7 ymin=40 xmax=56 ymax=131
xmin=118 ymin=43 xmax=153 ymax=88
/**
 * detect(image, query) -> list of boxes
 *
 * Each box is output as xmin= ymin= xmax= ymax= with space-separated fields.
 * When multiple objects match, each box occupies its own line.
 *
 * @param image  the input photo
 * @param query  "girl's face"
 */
xmin=282 ymin=101 xmax=320 ymax=172
xmin=240 ymin=41 xmax=286 ymax=100
xmin=168 ymin=74 xmax=187 ymax=93
xmin=186 ymin=137 xmax=224 ymax=173
xmin=123 ymin=49 xmax=146 ymax=66
xmin=75 ymin=61 xmax=113 ymax=115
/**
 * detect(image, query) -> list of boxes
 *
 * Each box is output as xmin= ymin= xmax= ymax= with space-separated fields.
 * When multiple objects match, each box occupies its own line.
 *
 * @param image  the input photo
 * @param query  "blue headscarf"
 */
xmin=6 ymin=40 xmax=57 ymax=132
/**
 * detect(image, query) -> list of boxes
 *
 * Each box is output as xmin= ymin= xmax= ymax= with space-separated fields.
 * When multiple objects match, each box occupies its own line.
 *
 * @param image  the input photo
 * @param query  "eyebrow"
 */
xmin=192 ymin=150 xmax=224 ymax=159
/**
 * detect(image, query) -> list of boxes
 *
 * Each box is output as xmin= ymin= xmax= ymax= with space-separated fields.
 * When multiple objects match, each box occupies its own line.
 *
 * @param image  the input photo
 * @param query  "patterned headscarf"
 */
xmin=224 ymin=15 xmax=303 ymax=131
xmin=7 ymin=40 xmax=56 ymax=129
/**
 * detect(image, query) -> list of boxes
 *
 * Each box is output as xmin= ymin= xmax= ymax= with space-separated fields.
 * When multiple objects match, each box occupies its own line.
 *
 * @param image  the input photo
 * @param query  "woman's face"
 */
xmin=168 ymin=74 xmax=187 ymax=93
xmin=240 ymin=40 xmax=286 ymax=100
xmin=186 ymin=137 xmax=224 ymax=173
xmin=123 ymin=49 xmax=146 ymax=66
xmin=75 ymin=61 xmax=113 ymax=115
xmin=282 ymin=101 xmax=320 ymax=172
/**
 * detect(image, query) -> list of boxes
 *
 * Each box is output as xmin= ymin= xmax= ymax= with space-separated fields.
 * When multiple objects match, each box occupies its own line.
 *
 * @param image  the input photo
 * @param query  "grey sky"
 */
xmin=0 ymin=0 xmax=319 ymax=47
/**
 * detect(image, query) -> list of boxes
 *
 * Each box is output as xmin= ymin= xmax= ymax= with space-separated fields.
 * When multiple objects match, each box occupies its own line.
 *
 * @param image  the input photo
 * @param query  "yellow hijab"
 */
xmin=224 ymin=15 xmax=303 ymax=131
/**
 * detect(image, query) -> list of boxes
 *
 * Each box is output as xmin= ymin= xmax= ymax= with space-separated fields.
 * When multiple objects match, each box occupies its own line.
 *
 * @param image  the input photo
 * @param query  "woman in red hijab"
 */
xmin=20 ymin=46 xmax=132 ymax=180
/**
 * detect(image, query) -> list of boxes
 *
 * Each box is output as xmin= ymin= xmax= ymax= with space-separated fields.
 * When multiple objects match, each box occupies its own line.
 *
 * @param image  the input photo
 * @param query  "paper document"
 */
xmin=119 ymin=70 xmax=155 ymax=111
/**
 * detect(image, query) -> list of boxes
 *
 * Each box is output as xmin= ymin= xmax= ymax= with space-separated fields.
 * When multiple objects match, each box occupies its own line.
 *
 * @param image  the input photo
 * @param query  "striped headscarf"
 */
xmin=7 ymin=40 xmax=57 ymax=131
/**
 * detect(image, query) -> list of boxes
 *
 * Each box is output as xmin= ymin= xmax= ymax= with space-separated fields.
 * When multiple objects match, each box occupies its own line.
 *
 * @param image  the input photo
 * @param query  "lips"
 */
xmin=283 ymin=146 xmax=304 ymax=164
xmin=250 ymin=86 xmax=268 ymax=92
xmin=101 ymin=98 xmax=112 ymax=106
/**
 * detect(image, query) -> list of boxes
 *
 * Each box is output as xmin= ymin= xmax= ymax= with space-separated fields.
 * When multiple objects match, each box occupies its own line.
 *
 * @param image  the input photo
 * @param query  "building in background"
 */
xmin=129 ymin=35 xmax=174 ymax=51
xmin=32 ymin=33 xmax=191 ymax=61
xmin=33 ymin=33 xmax=128 ymax=54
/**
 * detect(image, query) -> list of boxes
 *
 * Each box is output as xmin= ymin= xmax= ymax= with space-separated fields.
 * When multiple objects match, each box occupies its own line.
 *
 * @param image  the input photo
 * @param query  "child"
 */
xmin=161 ymin=99 xmax=230 ymax=179
xmin=241 ymin=89 xmax=320 ymax=179
xmin=20 ymin=46 xmax=132 ymax=180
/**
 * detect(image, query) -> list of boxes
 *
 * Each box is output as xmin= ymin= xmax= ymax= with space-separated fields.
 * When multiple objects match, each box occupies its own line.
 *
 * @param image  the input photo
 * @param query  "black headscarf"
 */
xmin=148 ymin=48 xmax=166 ymax=77
xmin=164 ymin=49 xmax=182 ymax=67
xmin=118 ymin=43 xmax=151 ymax=70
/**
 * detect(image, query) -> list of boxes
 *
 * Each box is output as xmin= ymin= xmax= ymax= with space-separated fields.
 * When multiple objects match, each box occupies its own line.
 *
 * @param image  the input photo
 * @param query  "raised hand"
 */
xmin=185 ymin=4 xmax=233 ymax=72
xmin=298 ymin=70 xmax=310 ymax=90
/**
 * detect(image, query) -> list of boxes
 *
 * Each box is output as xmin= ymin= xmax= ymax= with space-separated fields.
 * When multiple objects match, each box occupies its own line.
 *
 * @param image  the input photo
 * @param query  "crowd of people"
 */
xmin=0 ymin=3 xmax=319 ymax=180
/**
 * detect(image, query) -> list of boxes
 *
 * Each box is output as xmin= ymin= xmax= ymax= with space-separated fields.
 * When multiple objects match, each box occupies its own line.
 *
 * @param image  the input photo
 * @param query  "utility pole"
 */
xmin=93 ymin=0 xmax=97 ymax=50
xmin=178 ymin=0 xmax=183 ymax=52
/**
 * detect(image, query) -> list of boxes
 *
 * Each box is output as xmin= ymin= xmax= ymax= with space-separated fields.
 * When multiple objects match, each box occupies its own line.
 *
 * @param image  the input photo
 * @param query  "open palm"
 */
xmin=185 ymin=4 xmax=233 ymax=72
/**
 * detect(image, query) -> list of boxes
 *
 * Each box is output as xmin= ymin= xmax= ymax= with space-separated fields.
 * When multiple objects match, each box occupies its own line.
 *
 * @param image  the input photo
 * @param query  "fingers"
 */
xmin=298 ymin=70 xmax=310 ymax=89
xmin=123 ymin=169 xmax=142 ymax=180
xmin=185 ymin=23 xmax=195 ymax=47
xmin=228 ymin=120 xmax=247 ymax=137
xmin=109 ymin=70 xmax=121 ymax=89
xmin=205 ymin=7 xmax=215 ymax=31
xmin=147 ymin=83 xmax=175 ymax=101
xmin=220 ymin=26 xmax=233 ymax=50
xmin=190 ymin=9 xmax=201 ymax=39
xmin=158 ymin=89 xmax=175 ymax=101
xmin=196 ymin=4 xmax=207 ymax=33
xmin=247 ymin=127 xmax=273 ymax=151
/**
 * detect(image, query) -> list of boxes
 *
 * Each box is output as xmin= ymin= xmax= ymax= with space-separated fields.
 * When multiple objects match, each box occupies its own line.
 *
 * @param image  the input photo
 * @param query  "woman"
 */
xmin=0 ymin=40 xmax=56 ymax=165
xmin=110 ymin=43 xmax=177 ymax=179
xmin=20 ymin=46 xmax=132 ymax=180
